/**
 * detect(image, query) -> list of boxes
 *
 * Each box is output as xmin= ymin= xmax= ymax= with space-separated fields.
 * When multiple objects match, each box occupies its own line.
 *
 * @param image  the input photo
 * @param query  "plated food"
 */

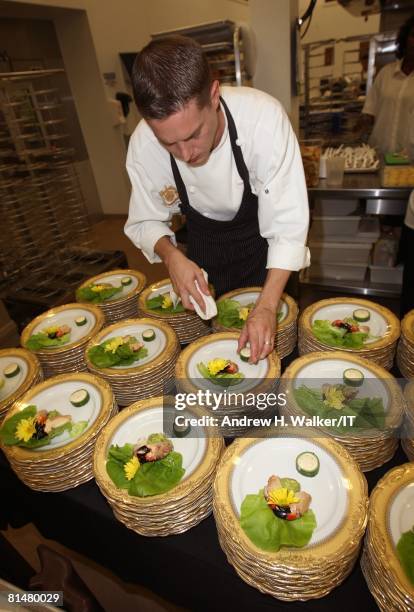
xmin=76 ymin=269 xmax=146 ymax=324
xmin=280 ymin=352 xmax=403 ymax=471
xmin=94 ymin=397 xmax=224 ymax=536
xmin=85 ymin=318 xmax=180 ymax=406
xmin=138 ymin=279 xmax=213 ymax=344
xmin=402 ymin=380 xmax=414 ymax=462
xmin=0 ymin=348 xmax=43 ymax=423
xmin=213 ymin=432 xmax=368 ymax=600
xmin=0 ymin=372 xmax=117 ymax=492
xmin=361 ymin=463 xmax=414 ymax=611
xmin=397 ymin=309 xmax=414 ymax=379
xmin=21 ymin=304 xmax=105 ymax=378
xmin=299 ymin=298 xmax=400 ymax=370
xmin=212 ymin=288 xmax=298 ymax=359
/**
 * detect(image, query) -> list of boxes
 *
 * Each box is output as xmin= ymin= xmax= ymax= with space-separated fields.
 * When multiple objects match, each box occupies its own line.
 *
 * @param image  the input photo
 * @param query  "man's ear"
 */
xmin=210 ymin=80 xmax=220 ymax=110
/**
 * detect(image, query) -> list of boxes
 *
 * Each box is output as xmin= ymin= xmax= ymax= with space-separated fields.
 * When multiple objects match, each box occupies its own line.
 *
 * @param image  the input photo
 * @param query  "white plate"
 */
xmin=96 ymin=273 xmax=138 ymax=300
xmin=149 ymin=283 xmax=173 ymax=300
xmin=231 ymin=437 xmax=348 ymax=546
xmin=388 ymin=482 xmax=414 ymax=547
xmin=32 ymin=307 xmax=97 ymax=347
xmin=293 ymin=358 xmax=390 ymax=413
xmin=109 ymin=405 xmax=206 ymax=479
xmin=98 ymin=323 xmax=167 ymax=369
xmin=311 ymin=303 xmax=387 ymax=345
xmin=0 ymin=356 xmax=29 ymax=403
xmin=21 ymin=379 xmax=102 ymax=451
xmin=223 ymin=291 xmax=287 ymax=323
xmin=187 ymin=338 xmax=269 ymax=393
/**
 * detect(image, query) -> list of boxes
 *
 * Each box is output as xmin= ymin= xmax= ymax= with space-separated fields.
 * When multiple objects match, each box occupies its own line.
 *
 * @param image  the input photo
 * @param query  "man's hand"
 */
xmin=238 ymin=304 xmax=276 ymax=363
xmin=154 ymin=236 xmax=210 ymax=312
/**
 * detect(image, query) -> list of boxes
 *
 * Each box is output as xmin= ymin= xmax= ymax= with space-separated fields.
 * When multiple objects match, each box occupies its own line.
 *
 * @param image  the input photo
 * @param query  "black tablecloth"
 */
xmin=2 ymin=443 xmax=409 ymax=612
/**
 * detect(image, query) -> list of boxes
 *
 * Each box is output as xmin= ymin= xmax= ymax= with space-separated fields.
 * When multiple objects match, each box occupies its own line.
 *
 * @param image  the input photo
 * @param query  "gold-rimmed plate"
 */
xmin=0 ymin=348 xmax=42 ymax=413
xmin=138 ymin=278 xmax=215 ymax=318
xmin=94 ymin=396 xmax=223 ymax=506
xmin=77 ymin=269 xmax=146 ymax=304
xmin=21 ymin=303 xmax=105 ymax=355
xmin=300 ymin=298 xmax=400 ymax=353
xmin=401 ymin=310 xmax=414 ymax=345
xmin=85 ymin=317 xmax=179 ymax=377
xmin=2 ymin=372 xmax=114 ymax=462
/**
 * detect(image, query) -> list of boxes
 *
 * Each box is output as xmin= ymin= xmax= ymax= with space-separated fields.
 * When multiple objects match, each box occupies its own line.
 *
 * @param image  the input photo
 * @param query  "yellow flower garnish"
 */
xmin=15 ymin=417 xmax=36 ymax=442
xmin=162 ymin=294 xmax=173 ymax=309
xmin=267 ymin=487 xmax=299 ymax=507
xmin=239 ymin=307 xmax=250 ymax=321
xmin=208 ymin=358 xmax=229 ymax=376
xmin=91 ymin=284 xmax=106 ymax=293
xmin=124 ymin=455 xmax=140 ymax=481
xmin=104 ymin=336 xmax=125 ymax=353
xmin=44 ymin=326 xmax=58 ymax=335
xmin=323 ymin=386 xmax=346 ymax=410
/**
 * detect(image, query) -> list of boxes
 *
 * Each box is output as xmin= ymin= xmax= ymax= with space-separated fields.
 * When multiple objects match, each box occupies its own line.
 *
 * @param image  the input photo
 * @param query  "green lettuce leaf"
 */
xmin=26 ymin=332 xmax=71 ymax=351
xmin=397 ymin=527 xmax=414 ymax=585
xmin=69 ymin=420 xmax=88 ymax=438
xmin=146 ymin=295 xmax=185 ymax=314
xmin=197 ymin=362 xmax=244 ymax=387
xmin=240 ymin=489 xmax=317 ymax=552
xmin=108 ymin=443 xmax=134 ymax=463
xmin=311 ymin=320 xmax=368 ymax=349
xmin=217 ymin=299 xmax=244 ymax=329
xmin=88 ymin=338 xmax=148 ymax=369
xmin=76 ymin=285 xmax=123 ymax=304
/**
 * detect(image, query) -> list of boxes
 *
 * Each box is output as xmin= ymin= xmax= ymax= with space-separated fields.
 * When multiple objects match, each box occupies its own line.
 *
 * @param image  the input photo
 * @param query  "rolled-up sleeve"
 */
xmin=124 ymin=144 xmax=175 ymax=264
xmin=257 ymin=107 xmax=310 ymax=271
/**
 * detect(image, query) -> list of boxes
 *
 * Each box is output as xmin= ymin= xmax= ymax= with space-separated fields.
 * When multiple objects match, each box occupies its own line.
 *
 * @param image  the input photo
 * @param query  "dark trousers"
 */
xmin=398 ymin=224 xmax=414 ymax=317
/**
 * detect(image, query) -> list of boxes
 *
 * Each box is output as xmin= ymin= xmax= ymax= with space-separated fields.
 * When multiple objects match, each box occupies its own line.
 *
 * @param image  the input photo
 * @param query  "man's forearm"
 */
xmin=255 ymin=268 xmax=291 ymax=313
xmin=154 ymin=235 xmax=178 ymax=267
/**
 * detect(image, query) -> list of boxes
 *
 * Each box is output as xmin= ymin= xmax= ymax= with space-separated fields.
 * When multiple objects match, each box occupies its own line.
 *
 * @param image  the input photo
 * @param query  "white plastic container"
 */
xmin=369 ymin=264 xmax=404 ymax=285
xmin=309 ymin=240 xmax=373 ymax=265
xmin=311 ymin=215 xmax=361 ymax=237
xmin=307 ymin=262 xmax=367 ymax=281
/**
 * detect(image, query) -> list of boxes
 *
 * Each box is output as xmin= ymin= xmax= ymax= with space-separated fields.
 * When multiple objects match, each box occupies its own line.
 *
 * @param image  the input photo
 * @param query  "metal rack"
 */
xmin=151 ymin=20 xmax=250 ymax=86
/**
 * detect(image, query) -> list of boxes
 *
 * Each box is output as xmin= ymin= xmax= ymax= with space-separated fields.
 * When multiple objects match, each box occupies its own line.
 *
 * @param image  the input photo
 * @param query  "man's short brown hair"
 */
xmin=131 ymin=36 xmax=212 ymax=120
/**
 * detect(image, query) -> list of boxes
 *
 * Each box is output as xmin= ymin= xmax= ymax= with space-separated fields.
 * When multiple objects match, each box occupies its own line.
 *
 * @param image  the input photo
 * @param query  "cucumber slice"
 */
xmin=142 ymin=329 xmax=156 ymax=342
xmin=343 ymin=368 xmax=364 ymax=387
xmin=70 ymin=389 xmax=90 ymax=407
xmin=173 ymin=418 xmax=191 ymax=438
xmin=75 ymin=316 xmax=87 ymax=327
xmin=296 ymin=452 xmax=320 ymax=477
xmin=4 ymin=363 xmax=20 ymax=378
xmin=353 ymin=309 xmax=370 ymax=322
xmin=121 ymin=276 xmax=132 ymax=286
xmin=240 ymin=347 xmax=251 ymax=362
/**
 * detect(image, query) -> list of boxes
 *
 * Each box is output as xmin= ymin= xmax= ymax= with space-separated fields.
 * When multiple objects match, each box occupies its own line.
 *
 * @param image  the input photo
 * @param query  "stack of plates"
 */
xmin=213 ymin=432 xmax=368 ymax=601
xmin=1 ymin=373 xmax=117 ymax=492
xmin=94 ymin=397 xmax=224 ymax=536
xmin=138 ymin=279 xmax=212 ymax=344
xmin=85 ymin=318 xmax=180 ymax=406
xmin=280 ymin=351 xmax=404 ymax=471
xmin=212 ymin=288 xmax=298 ymax=359
xmin=361 ymin=463 xmax=414 ymax=611
xmin=298 ymin=298 xmax=400 ymax=370
xmin=21 ymin=304 xmax=105 ymax=378
xmin=402 ymin=380 xmax=414 ymax=461
xmin=77 ymin=269 xmax=146 ymax=324
xmin=397 ymin=309 xmax=414 ymax=379
xmin=175 ymin=331 xmax=281 ymax=436
xmin=0 ymin=348 xmax=43 ymax=423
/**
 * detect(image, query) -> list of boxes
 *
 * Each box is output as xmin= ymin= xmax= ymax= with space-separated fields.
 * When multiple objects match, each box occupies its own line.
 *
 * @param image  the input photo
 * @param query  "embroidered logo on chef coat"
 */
xmin=159 ymin=185 xmax=179 ymax=207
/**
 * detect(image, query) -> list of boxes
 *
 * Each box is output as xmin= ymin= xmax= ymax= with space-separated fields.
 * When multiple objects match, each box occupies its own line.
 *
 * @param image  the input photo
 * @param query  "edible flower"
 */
xmin=323 ymin=385 xmax=346 ymax=410
xmin=124 ymin=455 xmax=140 ymax=481
xmin=162 ymin=294 xmax=173 ymax=309
xmin=104 ymin=336 xmax=125 ymax=354
xmin=44 ymin=326 xmax=58 ymax=335
xmin=208 ymin=358 xmax=229 ymax=376
xmin=15 ymin=417 xmax=36 ymax=442
xmin=91 ymin=284 xmax=106 ymax=293
xmin=239 ymin=307 xmax=250 ymax=321
xmin=267 ymin=487 xmax=299 ymax=507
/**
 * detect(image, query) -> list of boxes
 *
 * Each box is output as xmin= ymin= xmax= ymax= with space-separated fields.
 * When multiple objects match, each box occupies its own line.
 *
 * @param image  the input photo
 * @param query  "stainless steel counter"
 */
xmin=309 ymin=173 xmax=411 ymax=200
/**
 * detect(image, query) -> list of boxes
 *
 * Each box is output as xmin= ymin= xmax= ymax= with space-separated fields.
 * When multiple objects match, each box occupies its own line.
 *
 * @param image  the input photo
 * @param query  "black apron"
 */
xmin=170 ymin=97 xmax=268 ymax=297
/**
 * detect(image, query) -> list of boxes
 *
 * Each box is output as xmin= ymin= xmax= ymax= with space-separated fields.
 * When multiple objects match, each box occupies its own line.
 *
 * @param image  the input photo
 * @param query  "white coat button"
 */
xmin=189 ymin=186 xmax=196 ymax=193
xmin=264 ymin=188 xmax=269 ymax=194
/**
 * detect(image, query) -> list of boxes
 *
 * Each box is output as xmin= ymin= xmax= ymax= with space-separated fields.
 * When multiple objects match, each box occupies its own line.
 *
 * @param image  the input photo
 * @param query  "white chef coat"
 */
xmin=363 ymin=60 xmax=414 ymax=155
xmin=125 ymin=86 xmax=310 ymax=271
xmin=405 ymin=190 xmax=414 ymax=230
